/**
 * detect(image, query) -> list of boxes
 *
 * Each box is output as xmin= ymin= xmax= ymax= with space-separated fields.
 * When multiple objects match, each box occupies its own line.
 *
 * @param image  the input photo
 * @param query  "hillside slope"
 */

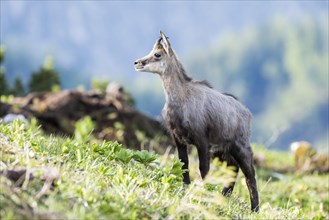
xmin=0 ymin=120 xmax=328 ymax=219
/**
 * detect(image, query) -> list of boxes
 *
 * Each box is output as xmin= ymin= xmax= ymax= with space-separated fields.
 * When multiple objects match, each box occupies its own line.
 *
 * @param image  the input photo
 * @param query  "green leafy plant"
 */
xmin=91 ymin=79 xmax=109 ymax=92
xmin=115 ymin=148 xmax=134 ymax=164
xmin=133 ymin=150 xmax=157 ymax=164
xmin=74 ymin=116 xmax=95 ymax=143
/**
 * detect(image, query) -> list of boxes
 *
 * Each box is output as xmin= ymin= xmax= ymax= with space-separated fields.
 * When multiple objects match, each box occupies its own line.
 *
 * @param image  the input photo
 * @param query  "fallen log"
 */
xmin=0 ymin=87 xmax=172 ymax=153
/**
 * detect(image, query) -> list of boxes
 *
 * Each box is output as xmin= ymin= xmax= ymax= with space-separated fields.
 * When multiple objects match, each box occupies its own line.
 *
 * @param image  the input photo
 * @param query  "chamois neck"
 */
xmin=164 ymin=57 xmax=191 ymax=80
xmin=161 ymin=56 xmax=192 ymax=103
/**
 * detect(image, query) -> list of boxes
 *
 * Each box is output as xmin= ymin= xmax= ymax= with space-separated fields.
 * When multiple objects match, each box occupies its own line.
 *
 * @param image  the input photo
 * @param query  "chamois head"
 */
xmin=134 ymin=31 xmax=174 ymax=75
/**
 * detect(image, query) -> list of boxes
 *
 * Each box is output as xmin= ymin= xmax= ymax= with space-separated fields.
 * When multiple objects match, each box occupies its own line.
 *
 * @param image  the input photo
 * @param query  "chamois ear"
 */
xmin=160 ymin=30 xmax=173 ymax=56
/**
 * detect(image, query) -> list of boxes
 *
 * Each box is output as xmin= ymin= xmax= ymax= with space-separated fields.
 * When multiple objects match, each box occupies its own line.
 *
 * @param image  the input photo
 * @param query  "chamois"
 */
xmin=134 ymin=31 xmax=259 ymax=212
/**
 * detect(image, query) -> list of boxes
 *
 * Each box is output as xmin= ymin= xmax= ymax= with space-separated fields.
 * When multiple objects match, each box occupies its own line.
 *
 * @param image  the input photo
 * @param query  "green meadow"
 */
xmin=1 ymin=119 xmax=328 ymax=219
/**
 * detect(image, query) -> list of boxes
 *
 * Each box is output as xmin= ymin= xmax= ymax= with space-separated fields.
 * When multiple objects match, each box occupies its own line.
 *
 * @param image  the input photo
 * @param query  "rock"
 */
xmin=290 ymin=141 xmax=328 ymax=173
xmin=3 ymin=114 xmax=28 ymax=124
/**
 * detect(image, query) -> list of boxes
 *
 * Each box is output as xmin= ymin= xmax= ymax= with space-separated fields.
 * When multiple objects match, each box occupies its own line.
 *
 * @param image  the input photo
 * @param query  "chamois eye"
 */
xmin=154 ymin=53 xmax=161 ymax=58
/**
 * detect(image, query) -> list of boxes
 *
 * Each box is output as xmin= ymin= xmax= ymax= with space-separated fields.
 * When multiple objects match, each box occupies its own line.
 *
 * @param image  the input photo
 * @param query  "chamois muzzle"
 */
xmin=134 ymin=59 xmax=147 ymax=71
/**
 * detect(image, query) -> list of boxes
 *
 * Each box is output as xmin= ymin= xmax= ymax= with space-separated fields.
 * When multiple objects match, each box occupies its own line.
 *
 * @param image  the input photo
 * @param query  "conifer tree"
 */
xmin=12 ymin=76 xmax=25 ymax=96
xmin=28 ymin=56 xmax=61 ymax=92
xmin=0 ymin=46 xmax=9 ymax=95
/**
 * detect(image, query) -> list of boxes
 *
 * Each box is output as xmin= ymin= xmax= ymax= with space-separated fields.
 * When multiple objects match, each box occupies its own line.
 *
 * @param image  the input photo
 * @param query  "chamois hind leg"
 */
xmin=173 ymin=136 xmax=191 ymax=184
xmin=231 ymin=144 xmax=259 ymax=212
xmin=196 ymin=139 xmax=210 ymax=179
xmin=214 ymin=149 xmax=239 ymax=196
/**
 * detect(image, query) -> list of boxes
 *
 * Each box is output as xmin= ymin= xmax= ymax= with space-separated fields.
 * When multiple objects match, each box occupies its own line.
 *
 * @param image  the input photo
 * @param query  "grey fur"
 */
xmin=134 ymin=31 xmax=259 ymax=212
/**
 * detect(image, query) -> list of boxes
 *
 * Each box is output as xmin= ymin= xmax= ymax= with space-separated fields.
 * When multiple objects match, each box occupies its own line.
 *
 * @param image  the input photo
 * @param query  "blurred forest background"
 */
xmin=0 ymin=1 xmax=328 ymax=152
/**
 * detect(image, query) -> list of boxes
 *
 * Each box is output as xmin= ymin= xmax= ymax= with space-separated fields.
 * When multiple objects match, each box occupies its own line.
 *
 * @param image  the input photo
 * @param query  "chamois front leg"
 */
xmin=173 ymin=136 xmax=190 ymax=184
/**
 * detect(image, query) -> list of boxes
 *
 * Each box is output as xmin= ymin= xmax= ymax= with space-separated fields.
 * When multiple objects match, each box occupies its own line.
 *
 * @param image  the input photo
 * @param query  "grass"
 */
xmin=0 ymin=118 xmax=328 ymax=219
